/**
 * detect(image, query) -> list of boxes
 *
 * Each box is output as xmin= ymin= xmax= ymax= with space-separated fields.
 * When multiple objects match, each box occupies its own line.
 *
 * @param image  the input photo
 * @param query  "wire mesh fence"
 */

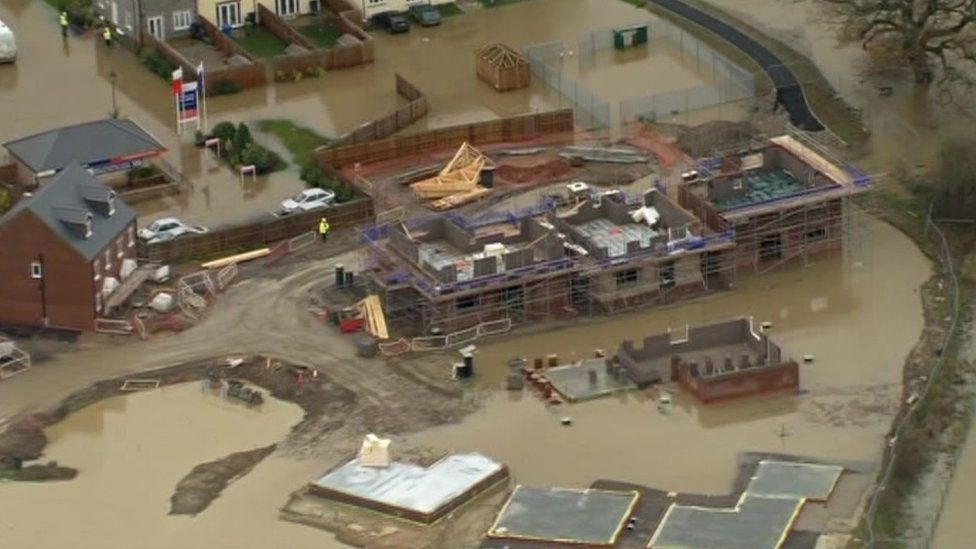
xmin=523 ymin=41 xmax=611 ymax=130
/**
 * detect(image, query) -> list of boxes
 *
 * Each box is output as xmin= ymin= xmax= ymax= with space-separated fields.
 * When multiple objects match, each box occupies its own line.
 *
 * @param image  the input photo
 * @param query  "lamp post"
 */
xmin=109 ymin=71 xmax=119 ymax=118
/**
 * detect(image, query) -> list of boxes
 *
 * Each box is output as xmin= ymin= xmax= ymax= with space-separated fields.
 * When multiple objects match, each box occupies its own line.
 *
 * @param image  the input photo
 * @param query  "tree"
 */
xmin=816 ymin=0 xmax=976 ymax=86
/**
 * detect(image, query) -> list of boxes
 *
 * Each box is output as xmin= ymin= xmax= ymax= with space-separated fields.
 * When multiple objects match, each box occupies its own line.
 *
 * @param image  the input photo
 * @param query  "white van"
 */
xmin=0 ymin=18 xmax=17 ymax=64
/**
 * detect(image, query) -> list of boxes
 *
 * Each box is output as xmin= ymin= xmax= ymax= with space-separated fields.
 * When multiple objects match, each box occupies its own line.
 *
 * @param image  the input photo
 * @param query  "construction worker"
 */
xmin=102 ymin=25 xmax=112 ymax=47
xmin=318 ymin=217 xmax=330 ymax=242
xmin=59 ymin=11 xmax=69 ymax=37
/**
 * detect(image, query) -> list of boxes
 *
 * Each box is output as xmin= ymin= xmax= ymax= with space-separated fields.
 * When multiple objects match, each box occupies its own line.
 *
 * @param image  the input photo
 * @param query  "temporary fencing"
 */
xmin=523 ymin=42 xmax=611 ymax=130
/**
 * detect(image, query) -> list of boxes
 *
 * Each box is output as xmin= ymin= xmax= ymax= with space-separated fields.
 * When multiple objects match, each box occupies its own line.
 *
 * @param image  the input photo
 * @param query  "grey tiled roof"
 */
xmin=3 ymin=118 xmax=165 ymax=174
xmin=0 ymin=162 xmax=136 ymax=260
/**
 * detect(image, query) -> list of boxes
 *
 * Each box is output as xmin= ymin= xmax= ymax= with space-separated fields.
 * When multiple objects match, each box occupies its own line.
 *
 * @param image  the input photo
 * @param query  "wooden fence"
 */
xmin=262 ymin=3 xmax=373 ymax=77
xmin=197 ymin=16 xmax=269 ymax=93
xmin=142 ymin=31 xmax=197 ymax=77
xmin=140 ymin=197 xmax=374 ymax=263
xmin=316 ymin=109 xmax=576 ymax=168
xmin=334 ymin=74 xmax=428 ymax=146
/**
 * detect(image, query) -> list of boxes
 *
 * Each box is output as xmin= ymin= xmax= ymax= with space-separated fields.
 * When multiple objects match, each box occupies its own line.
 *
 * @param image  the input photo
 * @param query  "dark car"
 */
xmin=372 ymin=11 xmax=410 ymax=34
xmin=409 ymin=4 xmax=441 ymax=26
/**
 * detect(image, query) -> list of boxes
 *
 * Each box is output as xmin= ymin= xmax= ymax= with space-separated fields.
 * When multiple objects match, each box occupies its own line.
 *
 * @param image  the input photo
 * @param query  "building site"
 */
xmin=0 ymin=0 xmax=971 ymax=548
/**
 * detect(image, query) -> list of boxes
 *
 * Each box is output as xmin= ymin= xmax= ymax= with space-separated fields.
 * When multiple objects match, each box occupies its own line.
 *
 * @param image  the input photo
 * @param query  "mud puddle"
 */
xmin=406 ymin=214 xmax=928 ymax=494
xmin=0 ymin=382 xmax=348 ymax=548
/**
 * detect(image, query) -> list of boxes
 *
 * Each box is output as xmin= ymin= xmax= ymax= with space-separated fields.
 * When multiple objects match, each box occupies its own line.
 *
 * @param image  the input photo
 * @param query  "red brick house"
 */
xmin=0 ymin=162 xmax=138 ymax=331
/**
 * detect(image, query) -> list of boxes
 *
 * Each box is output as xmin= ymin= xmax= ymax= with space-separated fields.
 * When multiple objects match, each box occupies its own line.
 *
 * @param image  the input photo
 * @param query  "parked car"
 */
xmin=0 ymin=19 xmax=16 ymax=63
xmin=409 ymin=5 xmax=441 ymax=26
xmin=281 ymin=188 xmax=336 ymax=214
xmin=138 ymin=217 xmax=208 ymax=243
xmin=372 ymin=11 xmax=410 ymax=34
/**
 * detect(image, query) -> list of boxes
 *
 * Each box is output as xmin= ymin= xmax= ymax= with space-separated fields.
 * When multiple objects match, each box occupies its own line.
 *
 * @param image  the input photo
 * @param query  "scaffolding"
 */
xmin=358 ymin=133 xmax=877 ymax=337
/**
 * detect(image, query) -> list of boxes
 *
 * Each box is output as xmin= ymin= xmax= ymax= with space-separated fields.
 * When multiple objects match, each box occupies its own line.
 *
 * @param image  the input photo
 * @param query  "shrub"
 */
xmin=210 ymin=121 xmax=237 ymax=143
xmin=234 ymin=123 xmax=253 ymax=155
xmin=240 ymin=143 xmax=285 ymax=174
xmin=275 ymin=70 xmax=287 ymax=82
xmin=138 ymin=48 xmax=174 ymax=80
xmin=301 ymin=165 xmax=354 ymax=203
xmin=213 ymin=80 xmax=242 ymax=95
xmin=292 ymin=70 xmax=303 ymax=82
xmin=129 ymin=165 xmax=161 ymax=180
xmin=0 ymin=187 xmax=11 ymax=213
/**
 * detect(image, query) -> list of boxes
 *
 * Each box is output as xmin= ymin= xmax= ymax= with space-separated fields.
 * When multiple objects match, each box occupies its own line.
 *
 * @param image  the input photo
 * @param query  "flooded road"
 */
xmin=407 ymin=214 xmax=929 ymax=494
xmin=0 ymin=383 xmax=348 ymax=548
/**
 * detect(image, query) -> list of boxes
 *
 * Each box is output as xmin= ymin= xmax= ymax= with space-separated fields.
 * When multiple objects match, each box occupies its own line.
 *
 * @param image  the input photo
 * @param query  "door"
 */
xmin=275 ymin=0 xmax=298 ymax=16
xmin=216 ymin=1 xmax=241 ymax=28
xmin=147 ymin=16 xmax=163 ymax=39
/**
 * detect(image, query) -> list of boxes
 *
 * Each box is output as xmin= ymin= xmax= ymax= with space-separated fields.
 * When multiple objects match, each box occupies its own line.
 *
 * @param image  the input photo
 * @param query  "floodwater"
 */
xmin=0 ymin=383 xmax=347 ymax=549
xmin=0 ymin=0 xmax=700 ymax=226
xmin=407 ymin=214 xmax=930 ymax=494
xmin=931 ymin=422 xmax=976 ymax=549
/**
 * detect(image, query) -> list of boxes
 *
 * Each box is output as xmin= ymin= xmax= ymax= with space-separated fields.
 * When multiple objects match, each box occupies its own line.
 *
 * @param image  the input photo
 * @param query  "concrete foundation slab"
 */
xmin=650 ymin=494 xmax=802 ymax=549
xmin=545 ymin=359 xmax=637 ymax=401
xmin=488 ymin=486 xmax=639 ymax=545
xmin=748 ymin=460 xmax=843 ymax=501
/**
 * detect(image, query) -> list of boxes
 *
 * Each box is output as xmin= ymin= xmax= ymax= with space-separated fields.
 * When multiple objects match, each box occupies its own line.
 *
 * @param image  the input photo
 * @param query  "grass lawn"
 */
xmin=437 ymin=2 xmax=464 ymax=16
xmin=237 ymin=26 xmax=288 ymax=58
xmin=617 ymin=0 xmax=647 ymax=6
xmin=256 ymin=120 xmax=332 ymax=166
xmin=300 ymin=24 xmax=342 ymax=48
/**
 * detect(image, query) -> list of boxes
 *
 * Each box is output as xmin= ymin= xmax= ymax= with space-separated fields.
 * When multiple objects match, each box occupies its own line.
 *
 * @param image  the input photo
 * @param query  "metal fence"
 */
xmin=523 ymin=42 xmax=611 ymax=130
xmin=578 ymin=20 xmax=758 ymax=125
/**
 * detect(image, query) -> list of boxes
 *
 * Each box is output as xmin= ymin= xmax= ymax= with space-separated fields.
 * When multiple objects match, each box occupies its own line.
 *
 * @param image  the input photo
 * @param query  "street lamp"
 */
xmin=109 ymin=71 xmax=118 ymax=118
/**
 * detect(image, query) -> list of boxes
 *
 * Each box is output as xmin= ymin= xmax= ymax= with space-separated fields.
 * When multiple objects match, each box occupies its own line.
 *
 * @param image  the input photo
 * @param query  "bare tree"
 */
xmin=816 ymin=0 xmax=976 ymax=86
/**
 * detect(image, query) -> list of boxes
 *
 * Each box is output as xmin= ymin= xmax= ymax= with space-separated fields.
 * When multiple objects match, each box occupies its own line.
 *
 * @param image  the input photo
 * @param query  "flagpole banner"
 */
xmin=179 ymin=81 xmax=199 ymax=123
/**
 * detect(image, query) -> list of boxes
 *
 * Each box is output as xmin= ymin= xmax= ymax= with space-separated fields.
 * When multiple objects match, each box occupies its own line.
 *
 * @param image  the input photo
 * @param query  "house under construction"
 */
xmin=360 ymin=134 xmax=871 ymax=335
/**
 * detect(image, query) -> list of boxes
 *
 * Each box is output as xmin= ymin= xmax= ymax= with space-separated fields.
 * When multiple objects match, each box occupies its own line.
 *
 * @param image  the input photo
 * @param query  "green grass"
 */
xmin=237 ymin=26 xmax=288 ymax=58
xmin=618 ymin=0 xmax=647 ymax=7
xmin=437 ymin=2 xmax=464 ymax=16
xmin=256 ymin=120 xmax=332 ymax=166
xmin=299 ymin=24 xmax=342 ymax=48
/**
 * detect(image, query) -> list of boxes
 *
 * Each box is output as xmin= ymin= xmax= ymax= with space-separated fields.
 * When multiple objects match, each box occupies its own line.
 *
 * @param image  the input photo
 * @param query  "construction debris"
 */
xmin=430 ymin=187 xmax=491 ymax=210
xmin=120 ymin=379 xmax=160 ymax=391
xmin=557 ymin=145 xmax=649 ymax=164
xmin=201 ymin=248 xmax=271 ymax=270
xmin=358 ymin=434 xmax=392 ymax=468
xmin=410 ymin=143 xmax=493 ymax=208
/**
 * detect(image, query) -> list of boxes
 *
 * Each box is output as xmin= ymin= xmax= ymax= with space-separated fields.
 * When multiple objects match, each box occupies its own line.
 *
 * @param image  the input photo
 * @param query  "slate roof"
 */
xmin=0 ymin=162 xmax=136 ymax=260
xmin=3 ymin=118 xmax=166 ymax=174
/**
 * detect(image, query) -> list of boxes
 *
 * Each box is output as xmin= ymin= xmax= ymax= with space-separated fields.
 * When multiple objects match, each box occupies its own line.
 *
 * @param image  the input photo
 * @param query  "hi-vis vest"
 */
xmin=60 ymin=13 xmax=68 ymax=26
xmin=103 ymin=27 xmax=111 ymax=40
xmin=318 ymin=219 xmax=330 ymax=234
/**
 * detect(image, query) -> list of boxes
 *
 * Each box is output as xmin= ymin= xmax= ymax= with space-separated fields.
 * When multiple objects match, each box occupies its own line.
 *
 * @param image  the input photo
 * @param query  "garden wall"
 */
xmin=197 ymin=16 xmax=269 ymax=93
xmin=142 ymin=31 xmax=197 ymax=78
xmin=333 ymin=74 xmax=428 ymax=146
xmin=316 ymin=109 xmax=575 ymax=168
xmin=140 ymin=197 xmax=374 ymax=263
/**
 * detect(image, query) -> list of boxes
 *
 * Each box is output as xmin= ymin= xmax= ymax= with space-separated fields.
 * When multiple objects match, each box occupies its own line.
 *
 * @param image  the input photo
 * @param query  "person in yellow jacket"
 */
xmin=318 ymin=217 xmax=330 ymax=242
xmin=59 ymin=12 xmax=69 ymax=37
xmin=102 ymin=25 xmax=112 ymax=47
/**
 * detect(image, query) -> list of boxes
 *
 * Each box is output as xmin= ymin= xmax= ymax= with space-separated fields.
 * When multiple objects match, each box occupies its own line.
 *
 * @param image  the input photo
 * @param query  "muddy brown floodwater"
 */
xmin=0 ymin=383 xmax=349 ymax=549
xmin=405 ymin=215 xmax=929 ymax=494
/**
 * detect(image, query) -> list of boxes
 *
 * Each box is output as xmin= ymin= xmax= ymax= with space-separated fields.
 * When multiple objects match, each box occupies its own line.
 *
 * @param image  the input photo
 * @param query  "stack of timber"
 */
xmin=410 ymin=143 xmax=493 ymax=208
xmin=356 ymin=295 xmax=389 ymax=340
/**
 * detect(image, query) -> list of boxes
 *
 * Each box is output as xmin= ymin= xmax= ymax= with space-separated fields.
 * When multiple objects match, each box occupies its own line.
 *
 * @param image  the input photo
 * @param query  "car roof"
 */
xmin=152 ymin=217 xmax=181 ymax=225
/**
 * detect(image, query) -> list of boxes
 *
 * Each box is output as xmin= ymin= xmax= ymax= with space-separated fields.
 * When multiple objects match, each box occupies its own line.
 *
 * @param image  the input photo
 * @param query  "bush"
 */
xmin=210 ymin=121 xmax=236 ymax=143
xmin=138 ymin=48 xmax=174 ymax=80
xmin=0 ymin=187 xmax=11 ymax=213
xmin=213 ymin=80 xmax=242 ymax=95
xmin=301 ymin=165 xmax=353 ymax=202
xmin=234 ymin=123 xmax=253 ymax=155
xmin=240 ymin=143 xmax=285 ymax=174
xmin=129 ymin=165 xmax=161 ymax=180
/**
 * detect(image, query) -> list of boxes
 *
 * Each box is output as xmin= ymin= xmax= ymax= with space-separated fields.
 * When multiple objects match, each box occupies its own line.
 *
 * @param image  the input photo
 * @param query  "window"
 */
xmin=84 ymin=213 xmax=93 ymax=239
xmin=107 ymin=192 xmax=116 ymax=216
xmin=117 ymin=236 xmax=125 ymax=258
xmin=105 ymin=249 xmax=112 ymax=271
xmin=615 ymin=268 xmax=638 ymax=287
xmin=456 ymin=295 xmax=480 ymax=311
xmin=659 ymin=262 xmax=676 ymax=289
xmin=806 ymin=227 xmax=827 ymax=241
xmin=173 ymin=10 xmax=192 ymax=30
xmin=732 ymin=178 xmax=744 ymax=191
xmin=95 ymin=292 xmax=102 ymax=313
xmin=128 ymin=226 xmax=136 ymax=247
xmin=124 ymin=13 xmax=132 ymax=32
xmin=368 ymin=0 xmax=385 ymax=4
xmin=93 ymin=259 xmax=101 ymax=280
xmin=30 ymin=261 xmax=43 ymax=279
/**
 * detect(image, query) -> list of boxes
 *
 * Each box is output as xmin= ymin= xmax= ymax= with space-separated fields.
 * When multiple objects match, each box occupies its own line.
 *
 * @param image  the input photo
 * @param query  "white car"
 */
xmin=0 ymin=19 xmax=16 ymax=63
xmin=281 ymin=188 xmax=336 ymax=214
xmin=138 ymin=217 xmax=208 ymax=244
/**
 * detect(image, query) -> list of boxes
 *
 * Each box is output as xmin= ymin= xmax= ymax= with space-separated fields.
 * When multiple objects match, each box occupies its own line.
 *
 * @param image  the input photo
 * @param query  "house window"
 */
xmin=806 ymin=227 xmax=827 ymax=241
xmin=732 ymin=178 xmax=744 ymax=191
xmin=173 ymin=10 xmax=193 ymax=30
xmin=84 ymin=214 xmax=93 ymax=239
xmin=95 ymin=292 xmax=102 ymax=313
xmin=117 ymin=236 xmax=125 ymax=258
xmin=30 ymin=261 xmax=43 ymax=279
xmin=105 ymin=249 xmax=112 ymax=271
xmin=615 ymin=268 xmax=638 ymax=287
xmin=128 ymin=226 xmax=136 ymax=247
xmin=94 ymin=258 xmax=101 ymax=280
xmin=368 ymin=0 xmax=385 ymax=4
xmin=107 ymin=192 xmax=116 ymax=216
xmin=125 ymin=13 xmax=132 ymax=32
